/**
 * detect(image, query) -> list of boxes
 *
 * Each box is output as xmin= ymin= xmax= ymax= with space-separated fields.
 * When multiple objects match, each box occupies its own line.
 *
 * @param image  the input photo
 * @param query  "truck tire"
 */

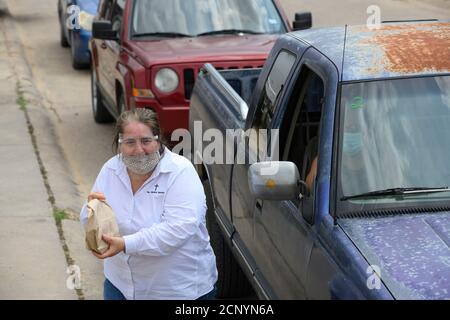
xmin=91 ymin=67 xmax=114 ymax=123
xmin=203 ymin=180 xmax=255 ymax=298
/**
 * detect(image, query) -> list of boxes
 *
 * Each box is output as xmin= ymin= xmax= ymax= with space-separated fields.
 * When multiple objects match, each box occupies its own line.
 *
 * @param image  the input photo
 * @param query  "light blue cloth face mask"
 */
xmin=343 ymin=132 xmax=363 ymax=156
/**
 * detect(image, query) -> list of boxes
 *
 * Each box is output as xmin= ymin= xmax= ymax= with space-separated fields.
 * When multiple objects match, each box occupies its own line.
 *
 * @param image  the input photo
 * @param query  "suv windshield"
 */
xmin=337 ymin=75 xmax=450 ymax=208
xmin=131 ymin=0 xmax=286 ymax=38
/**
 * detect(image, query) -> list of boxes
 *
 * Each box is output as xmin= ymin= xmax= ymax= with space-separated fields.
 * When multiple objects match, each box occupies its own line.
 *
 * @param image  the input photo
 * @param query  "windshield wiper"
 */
xmin=133 ymin=32 xmax=192 ymax=38
xmin=196 ymin=29 xmax=264 ymax=37
xmin=341 ymin=186 xmax=450 ymax=201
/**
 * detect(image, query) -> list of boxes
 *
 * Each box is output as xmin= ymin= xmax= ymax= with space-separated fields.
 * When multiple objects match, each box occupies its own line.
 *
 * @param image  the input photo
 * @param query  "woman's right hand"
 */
xmin=88 ymin=192 xmax=106 ymax=203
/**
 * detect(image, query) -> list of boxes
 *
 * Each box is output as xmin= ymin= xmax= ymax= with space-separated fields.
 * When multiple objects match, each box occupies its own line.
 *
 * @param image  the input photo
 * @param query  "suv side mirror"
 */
xmin=293 ymin=12 xmax=312 ymax=30
xmin=92 ymin=20 xmax=118 ymax=41
xmin=248 ymin=161 xmax=301 ymax=200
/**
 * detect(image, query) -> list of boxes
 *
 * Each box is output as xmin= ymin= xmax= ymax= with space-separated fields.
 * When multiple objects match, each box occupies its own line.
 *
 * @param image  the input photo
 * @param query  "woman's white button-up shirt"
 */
xmin=80 ymin=148 xmax=218 ymax=300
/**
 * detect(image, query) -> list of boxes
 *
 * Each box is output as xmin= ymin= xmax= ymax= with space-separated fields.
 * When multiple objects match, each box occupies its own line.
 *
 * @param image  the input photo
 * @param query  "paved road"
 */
xmin=5 ymin=0 xmax=115 ymax=201
xmin=0 ymin=4 xmax=79 ymax=299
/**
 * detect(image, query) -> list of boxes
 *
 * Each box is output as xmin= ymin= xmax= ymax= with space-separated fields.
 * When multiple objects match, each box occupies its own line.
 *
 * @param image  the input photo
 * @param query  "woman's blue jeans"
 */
xmin=104 ymin=278 xmax=217 ymax=300
xmin=104 ymin=278 xmax=126 ymax=300
xmin=197 ymin=285 xmax=217 ymax=300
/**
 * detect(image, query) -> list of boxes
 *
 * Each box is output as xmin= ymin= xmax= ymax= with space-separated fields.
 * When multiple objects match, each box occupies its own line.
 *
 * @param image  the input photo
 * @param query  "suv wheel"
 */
xmin=91 ymin=67 xmax=114 ymax=123
xmin=59 ymin=7 xmax=69 ymax=47
xmin=118 ymin=93 xmax=126 ymax=116
xmin=71 ymin=32 xmax=87 ymax=69
xmin=203 ymin=180 xmax=255 ymax=298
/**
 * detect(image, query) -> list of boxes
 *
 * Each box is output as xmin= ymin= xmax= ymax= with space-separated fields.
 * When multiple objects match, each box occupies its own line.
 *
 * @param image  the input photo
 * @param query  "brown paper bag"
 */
xmin=85 ymin=199 xmax=120 ymax=254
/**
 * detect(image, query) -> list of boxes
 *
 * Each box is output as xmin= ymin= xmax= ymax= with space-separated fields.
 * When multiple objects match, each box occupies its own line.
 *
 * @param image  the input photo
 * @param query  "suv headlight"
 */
xmin=155 ymin=68 xmax=179 ymax=93
xmin=79 ymin=11 xmax=95 ymax=32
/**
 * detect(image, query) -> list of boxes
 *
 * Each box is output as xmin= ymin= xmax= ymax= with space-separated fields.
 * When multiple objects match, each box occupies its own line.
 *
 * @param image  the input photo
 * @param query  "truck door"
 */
xmin=253 ymin=63 xmax=326 ymax=299
xmin=230 ymin=50 xmax=297 ymax=298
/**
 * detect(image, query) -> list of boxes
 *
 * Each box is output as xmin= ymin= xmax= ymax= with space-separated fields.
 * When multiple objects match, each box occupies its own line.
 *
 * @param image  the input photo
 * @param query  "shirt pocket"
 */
xmin=138 ymin=192 xmax=165 ymax=227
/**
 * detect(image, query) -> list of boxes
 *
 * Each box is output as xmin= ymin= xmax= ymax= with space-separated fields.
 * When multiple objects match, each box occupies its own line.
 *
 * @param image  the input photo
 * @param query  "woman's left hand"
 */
xmin=92 ymin=235 xmax=125 ymax=259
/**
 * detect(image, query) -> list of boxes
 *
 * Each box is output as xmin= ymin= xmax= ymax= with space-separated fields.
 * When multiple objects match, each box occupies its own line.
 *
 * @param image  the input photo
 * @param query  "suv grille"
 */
xmin=183 ymin=62 xmax=264 ymax=100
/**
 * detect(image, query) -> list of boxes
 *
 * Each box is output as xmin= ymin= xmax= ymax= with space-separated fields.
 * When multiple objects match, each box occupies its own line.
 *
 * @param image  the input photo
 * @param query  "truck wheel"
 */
xmin=203 ymin=180 xmax=255 ymax=298
xmin=91 ymin=67 xmax=113 ymax=123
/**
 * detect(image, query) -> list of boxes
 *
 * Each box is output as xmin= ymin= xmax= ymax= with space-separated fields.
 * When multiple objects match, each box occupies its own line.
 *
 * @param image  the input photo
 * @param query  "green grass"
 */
xmin=54 ymin=209 xmax=67 ymax=222
xmin=16 ymin=82 xmax=27 ymax=110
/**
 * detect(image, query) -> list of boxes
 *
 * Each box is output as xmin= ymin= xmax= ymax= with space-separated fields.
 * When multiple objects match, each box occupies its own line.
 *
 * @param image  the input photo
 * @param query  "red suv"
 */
xmin=90 ymin=0 xmax=310 ymax=139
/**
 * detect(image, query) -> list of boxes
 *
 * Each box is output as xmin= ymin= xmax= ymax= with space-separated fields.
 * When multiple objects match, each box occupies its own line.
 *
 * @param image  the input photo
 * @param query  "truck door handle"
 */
xmin=256 ymin=200 xmax=263 ymax=211
xmin=100 ymin=41 xmax=107 ymax=49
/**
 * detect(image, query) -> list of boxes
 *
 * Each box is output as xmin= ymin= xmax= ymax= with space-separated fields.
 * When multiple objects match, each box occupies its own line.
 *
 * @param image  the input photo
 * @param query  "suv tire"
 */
xmin=71 ymin=32 xmax=87 ymax=69
xmin=91 ymin=66 xmax=114 ymax=123
xmin=59 ymin=7 xmax=69 ymax=47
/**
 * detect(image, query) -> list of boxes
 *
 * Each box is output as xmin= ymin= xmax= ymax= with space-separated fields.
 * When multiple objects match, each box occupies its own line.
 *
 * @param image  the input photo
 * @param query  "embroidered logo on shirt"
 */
xmin=147 ymin=184 xmax=165 ymax=195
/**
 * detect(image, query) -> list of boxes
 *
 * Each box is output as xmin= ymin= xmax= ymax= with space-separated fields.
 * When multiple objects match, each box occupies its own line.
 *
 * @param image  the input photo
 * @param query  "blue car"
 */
xmin=58 ymin=0 xmax=99 ymax=69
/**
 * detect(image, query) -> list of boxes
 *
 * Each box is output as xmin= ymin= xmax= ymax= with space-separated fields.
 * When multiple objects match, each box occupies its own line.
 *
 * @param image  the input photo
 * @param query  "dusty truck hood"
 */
xmin=131 ymin=34 xmax=279 ymax=67
xmin=339 ymin=212 xmax=450 ymax=299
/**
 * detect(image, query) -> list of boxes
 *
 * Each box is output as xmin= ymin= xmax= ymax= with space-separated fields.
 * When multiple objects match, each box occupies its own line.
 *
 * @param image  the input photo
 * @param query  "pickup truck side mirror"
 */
xmin=293 ymin=12 xmax=312 ymax=30
xmin=92 ymin=20 xmax=119 ymax=41
xmin=248 ymin=161 xmax=301 ymax=200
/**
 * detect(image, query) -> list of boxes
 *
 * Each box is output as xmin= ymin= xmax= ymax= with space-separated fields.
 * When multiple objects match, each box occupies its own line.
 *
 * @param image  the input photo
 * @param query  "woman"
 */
xmin=80 ymin=109 xmax=218 ymax=300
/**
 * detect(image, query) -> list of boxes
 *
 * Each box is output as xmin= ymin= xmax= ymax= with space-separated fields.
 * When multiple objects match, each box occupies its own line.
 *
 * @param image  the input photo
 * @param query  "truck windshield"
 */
xmin=130 ymin=0 xmax=286 ymax=38
xmin=337 ymin=75 xmax=450 ymax=207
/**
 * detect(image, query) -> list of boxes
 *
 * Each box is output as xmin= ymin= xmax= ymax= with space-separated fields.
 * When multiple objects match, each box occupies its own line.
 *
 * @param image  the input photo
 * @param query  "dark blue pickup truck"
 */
xmin=188 ymin=21 xmax=450 ymax=299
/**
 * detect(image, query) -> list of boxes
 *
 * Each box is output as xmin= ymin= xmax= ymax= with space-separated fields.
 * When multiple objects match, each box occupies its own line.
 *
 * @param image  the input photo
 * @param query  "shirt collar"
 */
xmin=149 ymin=147 xmax=177 ymax=177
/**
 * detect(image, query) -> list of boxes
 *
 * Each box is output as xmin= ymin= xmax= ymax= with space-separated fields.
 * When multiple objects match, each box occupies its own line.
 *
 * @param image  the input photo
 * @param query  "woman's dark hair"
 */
xmin=113 ymin=108 xmax=166 ymax=154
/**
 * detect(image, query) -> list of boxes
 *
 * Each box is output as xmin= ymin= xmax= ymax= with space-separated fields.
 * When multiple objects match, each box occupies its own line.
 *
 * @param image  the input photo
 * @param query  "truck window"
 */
xmin=338 ymin=75 xmax=450 ymax=204
xmin=253 ymin=50 xmax=296 ymax=130
xmin=281 ymin=67 xmax=324 ymax=194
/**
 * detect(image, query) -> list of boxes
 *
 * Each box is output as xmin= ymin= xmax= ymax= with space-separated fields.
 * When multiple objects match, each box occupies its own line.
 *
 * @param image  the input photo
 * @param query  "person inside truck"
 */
xmin=299 ymin=78 xmax=323 ymax=194
xmin=304 ymin=91 xmax=367 ymax=194
xmin=79 ymin=108 xmax=218 ymax=300
xmin=338 ymin=91 xmax=377 ymax=197
xmin=305 ymin=148 xmax=318 ymax=193
xmin=302 ymin=90 xmax=371 ymax=196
